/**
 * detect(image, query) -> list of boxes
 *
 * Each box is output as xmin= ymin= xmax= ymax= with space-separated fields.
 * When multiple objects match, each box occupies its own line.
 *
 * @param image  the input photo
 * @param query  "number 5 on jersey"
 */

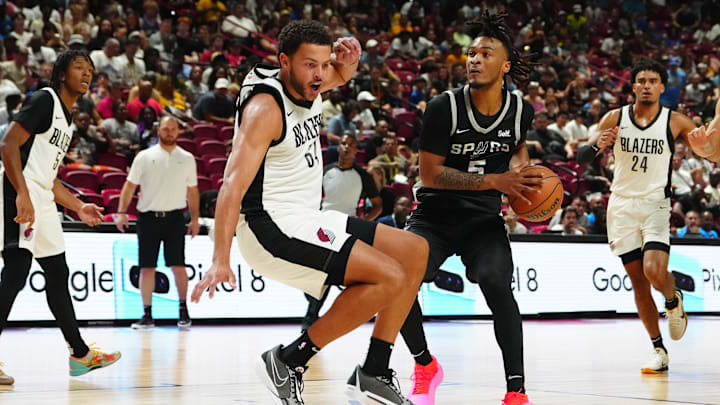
xmin=468 ymin=159 xmax=486 ymax=174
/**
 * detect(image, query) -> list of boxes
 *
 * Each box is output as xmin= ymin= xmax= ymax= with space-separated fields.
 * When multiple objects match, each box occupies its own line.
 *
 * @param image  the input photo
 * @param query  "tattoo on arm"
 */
xmin=435 ymin=167 xmax=484 ymax=190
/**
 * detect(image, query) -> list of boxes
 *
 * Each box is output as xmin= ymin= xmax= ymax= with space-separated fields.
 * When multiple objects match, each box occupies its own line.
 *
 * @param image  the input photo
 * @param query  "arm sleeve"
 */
xmin=12 ymin=90 xmax=53 ymax=134
xmin=126 ymin=153 xmax=143 ymax=184
xmin=357 ymin=166 xmax=379 ymax=198
xmin=418 ymin=94 xmax=452 ymax=156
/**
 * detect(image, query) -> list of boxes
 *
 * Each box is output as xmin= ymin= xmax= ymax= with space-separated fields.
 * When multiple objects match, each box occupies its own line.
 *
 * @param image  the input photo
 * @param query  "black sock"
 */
xmin=665 ymin=294 xmax=679 ymax=310
xmin=651 ymin=335 xmax=667 ymax=353
xmin=363 ymin=337 xmax=394 ymax=377
xmin=413 ymin=349 xmax=433 ymax=366
xmin=279 ymin=331 xmax=320 ymax=369
xmin=179 ymin=301 xmax=187 ymax=308
xmin=144 ymin=305 xmax=152 ymax=317
xmin=507 ymin=375 xmax=525 ymax=393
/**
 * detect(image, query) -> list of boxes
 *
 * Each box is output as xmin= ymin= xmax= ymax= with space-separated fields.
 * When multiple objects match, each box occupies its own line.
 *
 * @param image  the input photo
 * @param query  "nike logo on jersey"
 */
xmin=55 ymin=115 xmax=63 ymax=120
xmin=456 ymin=128 xmax=470 ymax=134
xmin=287 ymin=110 xmax=294 ymax=116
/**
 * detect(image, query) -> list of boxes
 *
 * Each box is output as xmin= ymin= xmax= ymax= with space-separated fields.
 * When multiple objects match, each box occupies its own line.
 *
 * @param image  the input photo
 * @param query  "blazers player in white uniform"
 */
xmin=0 ymin=50 xmax=120 ymax=384
xmin=191 ymin=21 xmax=427 ymax=405
xmin=578 ymin=58 xmax=720 ymax=374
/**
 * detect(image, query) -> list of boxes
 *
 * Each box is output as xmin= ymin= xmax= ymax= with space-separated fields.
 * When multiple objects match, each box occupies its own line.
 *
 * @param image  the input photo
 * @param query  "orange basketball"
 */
xmin=509 ymin=165 xmax=564 ymax=222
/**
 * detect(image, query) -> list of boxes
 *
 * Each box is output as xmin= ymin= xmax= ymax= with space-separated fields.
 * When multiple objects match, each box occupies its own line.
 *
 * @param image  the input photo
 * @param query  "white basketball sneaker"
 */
xmin=665 ymin=290 xmax=688 ymax=341
xmin=641 ymin=348 xmax=669 ymax=374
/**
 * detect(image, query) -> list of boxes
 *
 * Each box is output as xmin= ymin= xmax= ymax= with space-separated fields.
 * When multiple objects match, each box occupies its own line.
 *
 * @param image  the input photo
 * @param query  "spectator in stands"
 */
xmin=197 ymin=0 xmax=227 ymax=23
xmin=1 ymin=45 xmax=30 ymax=92
xmin=0 ymin=68 xmax=20 ymax=110
xmin=526 ymin=112 xmax=569 ymax=160
xmin=140 ymin=0 xmax=161 ymax=35
xmin=0 ymin=92 xmax=21 ymax=126
xmin=671 ymin=152 xmax=695 ymax=198
xmin=378 ymin=196 xmax=412 ymax=229
xmin=367 ymin=163 xmax=395 ymax=218
xmin=156 ymin=75 xmax=186 ymax=112
xmin=192 ymin=78 xmax=234 ymax=125
xmin=678 ymin=210 xmax=716 ymax=238
xmin=586 ymin=99 xmax=604 ymax=136
xmin=360 ymin=39 xmax=384 ymax=69
xmin=386 ymin=30 xmax=416 ymax=60
xmin=705 ymin=169 xmax=720 ymax=206
xmin=322 ymin=134 xmax=381 ymax=220
xmin=359 ymin=65 xmax=387 ymax=100
xmin=408 ymin=77 xmax=427 ymax=105
xmin=90 ymin=38 xmax=121 ymax=82
xmin=138 ymin=105 xmax=159 ymax=149
xmin=450 ymin=62 xmax=466 ymax=88
xmin=185 ymin=65 xmax=208 ymax=107
xmin=600 ymin=30 xmax=623 ymax=58
xmin=547 ymin=111 xmax=574 ymax=157
xmin=364 ymin=119 xmax=395 ymax=161
xmin=322 ymin=89 xmax=343 ymax=123
xmin=102 ymin=101 xmax=140 ymax=158
xmin=128 ymin=78 xmax=162 ymax=122
xmin=503 ymin=206 xmax=528 ymax=234
xmin=524 ymin=81 xmax=544 ymax=112
xmin=9 ymin=13 xmax=32 ymax=48
xmin=550 ymin=195 xmax=591 ymax=230
xmin=371 ymin=136 xmax=414 ymax=184
xmin=661 ymin=56 xmax=686 ymax=110
xmin=27 ymin=35 xmax=55 ymax=69
xmin=176 ymin=17 xmax=202 ymax=64
xmin=355 ymin=91 xmax=377 ymax=131
xmin=224 ymin=38 xmax=246 ymax=67
xmin=116 ymin=34 xmax=145 ymax=87
xmin=565 ymin=111 xmax=589 ymax=144
xmin=558 ymin=206 xmax=586 ymax=235
xmin=97 ymin=80 xmax=125 ymax=120
xmin=701 ymin=210 xmax=720 ymax=235
xmin=66 ymin=111 xmax=112 ymax=167
xmin=148 ymin=18 xmax=172 ymax=50
xmin=445 ymin=43 xmax=467 ymax=65
xmin=222 ymin=1 xmax=257 ymax=41
xmin=588 ymin=207 xmax=607 ymax=235
xmin=143 ymin=48 xmax=163 ymax=75
xmin=326 ymin=100 xmax=360 ymax=145
xmin=87 ymin=18 xmax=113 ymax=51
xmin=684 ymin=74 xmax=709 ymax=113
xmin=583 ymin=151 xmax=613 ymax=194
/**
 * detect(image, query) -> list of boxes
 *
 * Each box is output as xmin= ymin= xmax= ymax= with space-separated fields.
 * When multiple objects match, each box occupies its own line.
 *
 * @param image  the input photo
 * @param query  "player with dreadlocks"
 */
xmin=0 ymin=50 xmax=121 ymax=384
xmin=398 ymin=11 xmax=539 ymax=405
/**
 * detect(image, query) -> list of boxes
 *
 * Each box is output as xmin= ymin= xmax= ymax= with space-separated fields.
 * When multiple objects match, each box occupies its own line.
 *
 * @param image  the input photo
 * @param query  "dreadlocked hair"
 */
xmin=50 ymin=50 xmax=94 ymax=92
xmin=465 ymin=10 xmax=535 ymax=84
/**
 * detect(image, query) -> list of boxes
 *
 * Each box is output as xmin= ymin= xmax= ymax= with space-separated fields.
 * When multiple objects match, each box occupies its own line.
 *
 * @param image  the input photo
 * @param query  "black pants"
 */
xmin=0 ymin=248 xmax=89 ymax=357
xmin=137 ymin=210 xmax=186 ymax=268
xmin=400 ymin=212 xmax=524 ymax=386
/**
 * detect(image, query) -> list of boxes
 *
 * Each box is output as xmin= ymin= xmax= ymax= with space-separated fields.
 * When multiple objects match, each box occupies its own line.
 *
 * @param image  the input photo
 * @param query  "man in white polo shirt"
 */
xmin=114 ymin=116 xmax=200 ymax=329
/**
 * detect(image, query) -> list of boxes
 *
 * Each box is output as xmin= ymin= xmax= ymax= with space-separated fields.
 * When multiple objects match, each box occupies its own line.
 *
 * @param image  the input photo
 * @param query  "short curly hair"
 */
xmin=631 ymin=58 xmax=668 ymax=86
xmin=277 ymin=20 xmax=333 ymax=58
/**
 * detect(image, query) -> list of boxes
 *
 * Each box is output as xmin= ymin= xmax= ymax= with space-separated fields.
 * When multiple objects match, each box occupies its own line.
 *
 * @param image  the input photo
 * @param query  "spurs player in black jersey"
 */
xmin=191 ymin=21 xmax=426 ymax=404
xmin=399 ymin=12 xmax=541 ymax=405
xmin=0 ymin=50 xmax=120 ymax=384
xmin=577 ymin=59 xmax=720 ymax=374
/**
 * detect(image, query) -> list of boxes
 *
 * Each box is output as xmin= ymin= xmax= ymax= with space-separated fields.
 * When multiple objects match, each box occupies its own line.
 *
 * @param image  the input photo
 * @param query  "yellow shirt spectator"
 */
xmin=197 ymin=0 xmax=227 ymax=23
xmin=445 ymin=53 xmax=467 ymax=64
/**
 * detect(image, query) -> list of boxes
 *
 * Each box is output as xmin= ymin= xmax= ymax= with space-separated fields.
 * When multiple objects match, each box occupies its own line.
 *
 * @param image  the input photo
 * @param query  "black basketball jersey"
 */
xmin=415 ymin=85 xmax=534 ymax=217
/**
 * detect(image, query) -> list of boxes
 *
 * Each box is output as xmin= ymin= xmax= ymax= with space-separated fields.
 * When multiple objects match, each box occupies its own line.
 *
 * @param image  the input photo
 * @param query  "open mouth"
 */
xmin=310 ymin=83 xmax=321 ymax=91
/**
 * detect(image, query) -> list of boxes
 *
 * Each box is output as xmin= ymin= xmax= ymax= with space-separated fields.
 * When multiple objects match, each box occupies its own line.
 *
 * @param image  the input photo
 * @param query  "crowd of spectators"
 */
xmin=0 ymin=0 xmax=718 ymax=237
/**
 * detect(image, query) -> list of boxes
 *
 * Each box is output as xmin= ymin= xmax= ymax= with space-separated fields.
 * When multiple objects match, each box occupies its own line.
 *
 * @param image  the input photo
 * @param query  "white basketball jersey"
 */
xmin=23 ymin=88 xmax=72 ymax=190
xmin=610 ymin=105 xmax=673 ymax=200
xmin=236 ymin=65 xmax=324 ymax=215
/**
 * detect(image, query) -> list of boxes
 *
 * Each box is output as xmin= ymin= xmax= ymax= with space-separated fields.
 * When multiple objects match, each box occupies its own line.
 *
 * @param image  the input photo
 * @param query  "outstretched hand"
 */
xmin=333 ymin=37 xmax=362 ymax=65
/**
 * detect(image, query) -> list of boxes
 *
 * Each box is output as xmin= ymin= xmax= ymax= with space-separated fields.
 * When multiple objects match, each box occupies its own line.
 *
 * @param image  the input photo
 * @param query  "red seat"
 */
xmin=210 ymin=173 xmax=224 ymax=189
xmin=218 ymin=126 xmax=234 ymax=142
xmin=204 ymin=156 xmax=227 ymax=175
xmin=101 ymin=189 xmax=121 ymax=206
xmin=193 ymin=123 xmax=219 ymax=140
xmin=95 ymin=152 xmax=129 ymax=170
xmin=177 ymin=138 xmax=197 ymax=155
xmin=197 ymin=139 xmax=226 ymax=157
xmin=385 ymin=58 xmax=405 ymax=72
xmin=195 ymin=156 xmax=204 ymax=174
xmin=396 ymin=70 xmax=417 ymax=83
xmin=79 ymin=192 xmax=104 ymax=207
xmin=107 ymin=194 xmax=139 ymax=215
xmin=389 ymin=182 xmax=413 ymax=201
xmin=403 ymin=59 xmax=420 ymax=73
xmin=197 ymin=175 xmax=213 ymax=194
xmin=100 ymin=171 xmax=127 ymax=190
xmin=64 ymin=170 xmax=99 ymax=192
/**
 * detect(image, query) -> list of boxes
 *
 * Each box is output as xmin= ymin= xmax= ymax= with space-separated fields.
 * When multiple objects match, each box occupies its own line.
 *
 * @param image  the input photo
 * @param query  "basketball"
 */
xmin=509 ymin=165 xmax=564 ymax=222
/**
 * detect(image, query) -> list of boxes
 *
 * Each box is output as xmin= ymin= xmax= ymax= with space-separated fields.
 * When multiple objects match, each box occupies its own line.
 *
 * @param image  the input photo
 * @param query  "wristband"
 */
xmin=117 ymin=211 xmax=127 ymax=214
xmin=591 ymin=143 xmax=600 ymax=153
